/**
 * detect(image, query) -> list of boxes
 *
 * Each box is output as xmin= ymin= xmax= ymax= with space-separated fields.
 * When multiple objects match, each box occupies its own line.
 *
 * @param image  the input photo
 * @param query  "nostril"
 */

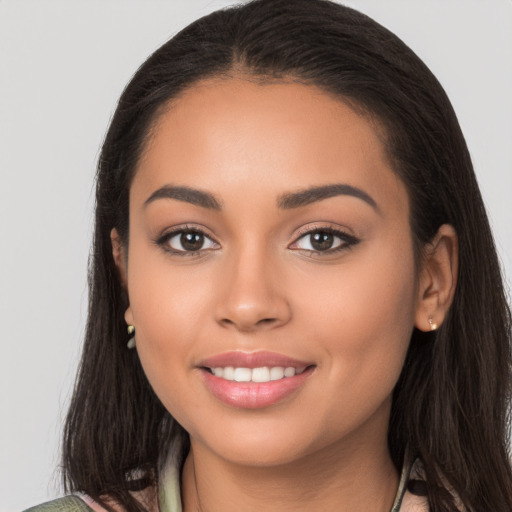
xmin=215 ymin=296 xmax=292 ymax=331
xmin=256 ymin=317 xmax=277 ymax=325
xmin=219 ymin=316 xmax=276 ymax=327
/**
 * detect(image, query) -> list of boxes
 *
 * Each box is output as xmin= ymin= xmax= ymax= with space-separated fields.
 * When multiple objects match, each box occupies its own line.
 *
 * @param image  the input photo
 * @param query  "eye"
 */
xmin=157 ymin=228 xmax=219 ymax=254
xmin=290 ymin=227 xmax=359 ymax=253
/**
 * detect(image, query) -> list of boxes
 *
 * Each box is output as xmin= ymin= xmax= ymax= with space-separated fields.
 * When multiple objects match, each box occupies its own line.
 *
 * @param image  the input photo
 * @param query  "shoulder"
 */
xmin=23 ymin=487 xmax=160 ymax=512
xmin=23 ymin=496 xmax=94 ymax=512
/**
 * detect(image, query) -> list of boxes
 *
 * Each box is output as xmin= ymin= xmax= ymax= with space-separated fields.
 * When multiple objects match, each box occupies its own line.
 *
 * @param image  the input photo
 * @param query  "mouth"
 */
xmin=198 ymin=351 xmax=316 ymax=409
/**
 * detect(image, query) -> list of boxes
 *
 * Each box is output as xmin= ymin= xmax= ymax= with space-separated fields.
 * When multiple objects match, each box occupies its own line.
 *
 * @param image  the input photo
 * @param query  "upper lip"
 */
xmin=199 ymin=351 xmax=314 ymax=369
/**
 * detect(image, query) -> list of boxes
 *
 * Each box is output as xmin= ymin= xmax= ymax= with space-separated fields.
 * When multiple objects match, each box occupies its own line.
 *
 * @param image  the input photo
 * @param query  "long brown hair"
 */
xmin=63 ymin=1 xmax=512 ymax=510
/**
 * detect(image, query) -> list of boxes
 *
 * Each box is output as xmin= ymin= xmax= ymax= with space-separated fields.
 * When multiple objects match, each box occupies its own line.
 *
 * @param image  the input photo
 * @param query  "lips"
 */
xmin=198 ymin=351 xmax=315 ymax=409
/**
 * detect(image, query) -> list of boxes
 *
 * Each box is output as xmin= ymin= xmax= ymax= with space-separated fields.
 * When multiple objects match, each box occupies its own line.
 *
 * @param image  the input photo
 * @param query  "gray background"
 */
xmin=1 ymin=1 xmax=511 ymax=510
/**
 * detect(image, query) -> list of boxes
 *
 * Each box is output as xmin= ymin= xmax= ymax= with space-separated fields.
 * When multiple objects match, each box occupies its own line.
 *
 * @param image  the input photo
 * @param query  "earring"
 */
xmin=428 ymin=315 xmax=438 ymax=331
xmin=127 ymin=325 xmax=136 ymax=349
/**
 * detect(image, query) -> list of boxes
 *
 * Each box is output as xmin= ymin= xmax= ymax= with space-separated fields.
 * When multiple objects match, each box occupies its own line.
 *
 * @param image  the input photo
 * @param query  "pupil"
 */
xmin=181 ymin=232 xmax=204 ymax=251
xmin=311 ymin=232 xmax=333 ymax=251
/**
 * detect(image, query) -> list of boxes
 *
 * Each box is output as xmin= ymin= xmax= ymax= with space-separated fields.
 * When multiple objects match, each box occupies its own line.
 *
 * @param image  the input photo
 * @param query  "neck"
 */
xmin=181 ymin=426 xmax=399 ymax=512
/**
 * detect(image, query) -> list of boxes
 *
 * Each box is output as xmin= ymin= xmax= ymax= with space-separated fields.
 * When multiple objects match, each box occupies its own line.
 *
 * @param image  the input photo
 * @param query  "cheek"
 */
xmin=124 ymin=244 xmax=213 ymax=406
xmin=296 ymin=237 xmax=417 ymax=405
xmin=127 ymin=235 xmax=213 ymax=338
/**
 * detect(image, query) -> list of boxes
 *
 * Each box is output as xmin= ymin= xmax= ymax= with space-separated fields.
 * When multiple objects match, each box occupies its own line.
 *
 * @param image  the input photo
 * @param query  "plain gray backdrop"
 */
xmin=1 ymin=1 xmax=511 ymax=510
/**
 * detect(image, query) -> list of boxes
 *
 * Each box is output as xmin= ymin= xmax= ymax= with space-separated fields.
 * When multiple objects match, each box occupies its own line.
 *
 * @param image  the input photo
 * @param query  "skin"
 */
xmin=112 ymin=78 xmax=458 ymax=512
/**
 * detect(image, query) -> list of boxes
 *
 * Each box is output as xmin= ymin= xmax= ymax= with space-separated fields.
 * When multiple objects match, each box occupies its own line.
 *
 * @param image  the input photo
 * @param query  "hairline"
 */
xmin=127 ymin=68 xmax=425 ymax=272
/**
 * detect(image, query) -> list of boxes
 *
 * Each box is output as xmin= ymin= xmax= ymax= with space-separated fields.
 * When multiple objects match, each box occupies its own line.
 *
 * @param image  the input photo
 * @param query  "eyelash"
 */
xmin=155 ymin=225 xmax=219 ymax=257
xmin=155 ymin=225 xmax=359 ymax=257
xmin=290 ymin=226 xmax=360 ymax=255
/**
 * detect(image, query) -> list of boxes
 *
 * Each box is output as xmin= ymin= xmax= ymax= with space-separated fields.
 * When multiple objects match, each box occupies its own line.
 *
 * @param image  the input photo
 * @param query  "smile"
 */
xmin=198 ymin=351 xmax=315 ymax=409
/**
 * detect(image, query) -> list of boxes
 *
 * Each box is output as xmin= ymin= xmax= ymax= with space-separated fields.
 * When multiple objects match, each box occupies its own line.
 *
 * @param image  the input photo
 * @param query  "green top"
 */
xmin=24 ymin=496 xmax=94 ymax=512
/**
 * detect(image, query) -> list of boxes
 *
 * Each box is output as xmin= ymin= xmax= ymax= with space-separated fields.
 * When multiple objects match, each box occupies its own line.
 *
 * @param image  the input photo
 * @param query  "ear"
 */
xmin=111 ymin=228 xmax=128 ymax=287
xmin=111 ymin=228 xmax=134 ymax=326
xmin=414 ymin=224 xmax=458 ymax=332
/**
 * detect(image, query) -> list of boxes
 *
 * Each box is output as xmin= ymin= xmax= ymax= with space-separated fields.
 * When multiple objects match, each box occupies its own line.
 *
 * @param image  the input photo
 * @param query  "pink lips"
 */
xmin=198 ymin=351 xmax=315 ymax=409
xmin=200 ymin=351 xmax=311 ymax=369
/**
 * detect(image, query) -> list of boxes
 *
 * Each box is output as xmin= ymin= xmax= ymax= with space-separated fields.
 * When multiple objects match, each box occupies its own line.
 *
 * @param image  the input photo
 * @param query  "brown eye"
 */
xmin=310 ymin=232 xmax=335 ymax=251
xmin=180 ymin=232 xmax=204 ymax=251
xmin=290 ymin=228 xmax=359 ymax=254
xmin=162 ymin=229 xmax=219 ymax=253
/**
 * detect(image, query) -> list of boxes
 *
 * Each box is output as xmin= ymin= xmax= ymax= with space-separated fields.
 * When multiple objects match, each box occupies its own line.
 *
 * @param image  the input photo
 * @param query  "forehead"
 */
xmin=134 ymin=77 xmax=407 ymax=214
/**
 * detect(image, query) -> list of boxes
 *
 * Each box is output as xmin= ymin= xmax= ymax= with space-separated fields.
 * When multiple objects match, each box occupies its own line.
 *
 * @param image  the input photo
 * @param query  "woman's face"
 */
xmin=121 ymin=78 xmax=420 ymax=466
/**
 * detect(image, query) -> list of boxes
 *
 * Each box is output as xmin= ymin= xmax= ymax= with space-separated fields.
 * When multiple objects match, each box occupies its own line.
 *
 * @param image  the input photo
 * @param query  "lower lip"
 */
xmin=200 ymin=367 xmax=314 ymax=409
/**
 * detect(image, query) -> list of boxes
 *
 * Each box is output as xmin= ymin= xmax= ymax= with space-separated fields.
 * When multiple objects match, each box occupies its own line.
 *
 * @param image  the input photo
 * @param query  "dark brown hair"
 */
xmin=63 ymin=1 xmax=512 ymax=510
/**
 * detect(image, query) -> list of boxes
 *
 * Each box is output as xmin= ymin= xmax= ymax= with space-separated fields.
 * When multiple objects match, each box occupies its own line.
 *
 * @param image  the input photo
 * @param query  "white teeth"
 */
xmin=213 ymin=367 xmax=224 ymax=377
xmin=234 ymin=368 xmax=252 ymax=382
xmin=284 ymin=367 xmax=295 ymax=377
xmin=269 ymin=367 xmax=284 ymax=380
xmin=209 ymin=366 xmax=306 ymax=383
xmin=251 ymin=367 xmax=270 ymax=382
xmin=223 ymin=367 xmax=235 ymax=380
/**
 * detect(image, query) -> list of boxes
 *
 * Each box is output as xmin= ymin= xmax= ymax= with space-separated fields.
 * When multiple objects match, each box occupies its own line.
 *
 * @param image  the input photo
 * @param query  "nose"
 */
xmin=214 ymin=248 xmax=292 ymax=332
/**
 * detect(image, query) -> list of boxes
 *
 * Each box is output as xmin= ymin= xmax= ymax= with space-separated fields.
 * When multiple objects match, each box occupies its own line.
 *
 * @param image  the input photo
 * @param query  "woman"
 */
xmin=26 ymin=0 xmax=512 ymax=511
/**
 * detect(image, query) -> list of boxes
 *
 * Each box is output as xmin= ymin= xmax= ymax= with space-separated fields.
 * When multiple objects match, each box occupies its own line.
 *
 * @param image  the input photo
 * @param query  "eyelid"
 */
xmin=292 ymin=222 xmax=355 ymax=239
xmin=289 ymin=224 xmax=360 ymax=253
xmin=155 ymin=224 xmax=220 ymax=255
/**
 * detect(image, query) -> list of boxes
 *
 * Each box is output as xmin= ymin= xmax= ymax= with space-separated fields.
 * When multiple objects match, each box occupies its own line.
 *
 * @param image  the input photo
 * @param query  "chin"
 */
xmin=187 ymin=413 xmax=338 ymax=468
xmin=212 ymin=437 xmax=313 ymax=467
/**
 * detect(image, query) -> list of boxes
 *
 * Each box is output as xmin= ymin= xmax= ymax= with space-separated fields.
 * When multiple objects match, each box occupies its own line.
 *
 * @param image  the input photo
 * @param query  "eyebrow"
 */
xmin=144 ymin=185 xmax=222 ymax=210
xmin=144 ymin=182 xmax=378 ymax=213
xmin=277 ymin=183 xmax=379 ymax=212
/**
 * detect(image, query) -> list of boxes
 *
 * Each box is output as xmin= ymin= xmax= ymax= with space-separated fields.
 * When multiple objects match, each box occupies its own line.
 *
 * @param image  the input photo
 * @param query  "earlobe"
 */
xmin=414 ymin=224 xmax=458 ymax=332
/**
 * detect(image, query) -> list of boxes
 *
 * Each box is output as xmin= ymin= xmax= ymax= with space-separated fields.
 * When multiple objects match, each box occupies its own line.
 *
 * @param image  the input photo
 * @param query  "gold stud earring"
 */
xmin=127 ymin=325 xmax=136 ymax=349
xmin=428 ymin=315 xmax=438 ymax=331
